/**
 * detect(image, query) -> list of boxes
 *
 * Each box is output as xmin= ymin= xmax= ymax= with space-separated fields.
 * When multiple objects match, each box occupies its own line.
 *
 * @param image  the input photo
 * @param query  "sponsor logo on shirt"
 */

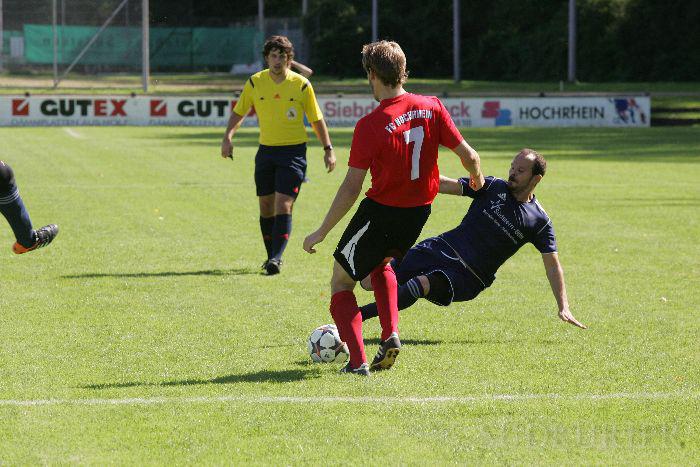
xmin=484 ymin=196 xmax=525 ymax=243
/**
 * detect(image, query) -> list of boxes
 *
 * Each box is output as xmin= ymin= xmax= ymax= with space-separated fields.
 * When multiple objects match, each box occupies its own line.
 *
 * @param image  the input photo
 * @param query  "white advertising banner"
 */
xmin=0 ymin=95 xmax=650 ymax=128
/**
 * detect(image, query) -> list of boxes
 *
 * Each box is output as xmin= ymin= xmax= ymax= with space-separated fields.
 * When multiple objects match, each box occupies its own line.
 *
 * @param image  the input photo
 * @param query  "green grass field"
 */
xmin=0 ymin=125 xmax=699 ymax=464
xmin=2 ymin=71 xmax=700 ymax=97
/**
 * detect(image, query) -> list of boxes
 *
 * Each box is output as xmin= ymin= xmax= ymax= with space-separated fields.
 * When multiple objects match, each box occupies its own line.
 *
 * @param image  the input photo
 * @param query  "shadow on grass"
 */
xmin=152 ymin=128 xmax=356 ymax=148
xmin=467 ymin=127 xmax=700 ymax=163
xmin=156 ymin=130 xmax=261 ymax=147
xmin=61 ymin=268 xmax=258 ymax=279
xmin=365 ymin=337 xmax=565 ymax=346
xmin=83 ymin=368 xmax=320 ymax=390
xmin=595 ymin=197 xmax=700 ymax=208
xmin=363 ymin=338 xmax=443 ymax=346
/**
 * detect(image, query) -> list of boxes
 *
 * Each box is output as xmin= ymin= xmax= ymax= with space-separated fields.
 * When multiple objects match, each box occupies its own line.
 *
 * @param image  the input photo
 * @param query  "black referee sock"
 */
xmin=259 ymin=216 xmax=274 ymax=259
xmin=360 ymin=277 xmax=425 ymax=321
xmin=270 ymin=213 xmax=292 ymax=261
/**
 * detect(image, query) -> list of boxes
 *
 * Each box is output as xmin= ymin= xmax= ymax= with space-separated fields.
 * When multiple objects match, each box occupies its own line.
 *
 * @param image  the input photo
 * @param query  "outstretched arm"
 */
xmin=542 ymin=252 xmax=586 ymax=329
xmin=451 ymin=140 xmax=484 ymax=190
xmin=303 ymin=167 xmax=367 ymax=253
xmin=438 ymin=175 xmax=464 ymax=195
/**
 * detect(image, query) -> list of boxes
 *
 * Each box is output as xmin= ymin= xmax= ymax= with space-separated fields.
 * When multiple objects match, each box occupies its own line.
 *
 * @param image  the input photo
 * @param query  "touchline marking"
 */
xmin=1 ymin=392 xmax=698 ymax=407
xmin=63 ymin=127 xmax=84 ymax=139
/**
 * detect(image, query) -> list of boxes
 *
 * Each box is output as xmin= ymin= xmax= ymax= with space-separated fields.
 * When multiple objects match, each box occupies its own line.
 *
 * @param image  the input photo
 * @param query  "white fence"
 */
xmin=0 ymin=95 xmax=650 ymax=127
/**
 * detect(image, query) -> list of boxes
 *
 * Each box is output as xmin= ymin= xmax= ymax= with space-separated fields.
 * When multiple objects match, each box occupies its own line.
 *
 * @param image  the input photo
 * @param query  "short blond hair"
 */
xmin=361 ymin=40 xmax=409 ymax=88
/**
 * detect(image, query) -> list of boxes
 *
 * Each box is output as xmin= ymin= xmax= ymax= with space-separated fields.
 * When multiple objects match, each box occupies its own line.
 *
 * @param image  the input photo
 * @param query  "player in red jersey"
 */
xmin=303 ymin=41 xmax=484 ymax=375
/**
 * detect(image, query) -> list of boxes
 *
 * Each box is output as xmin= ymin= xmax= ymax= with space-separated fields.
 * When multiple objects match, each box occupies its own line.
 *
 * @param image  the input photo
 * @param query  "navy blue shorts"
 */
xmin=254 ymin=143 xmax=307 ymax=198
xmin=394 ymin=237 xmax=485 ymax=306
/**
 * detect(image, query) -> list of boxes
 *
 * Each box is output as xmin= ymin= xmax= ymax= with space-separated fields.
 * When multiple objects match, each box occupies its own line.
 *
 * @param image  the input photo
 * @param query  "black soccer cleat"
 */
xmin=13 ymin=224 xmax=59 ymax=254
xmin=370 ymin=332 xmax=401 ymax=371
xmin=265 ymin=258 xmax=282 ymax=275
xmin=340 ymin=362 xmax=370 ymax=376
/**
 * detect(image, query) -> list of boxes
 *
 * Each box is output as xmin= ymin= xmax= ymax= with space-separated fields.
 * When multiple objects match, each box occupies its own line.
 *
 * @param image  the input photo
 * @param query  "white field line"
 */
xmin=63 ymin=127 xmax=84 ymax=139
xmin=0 ymin=392 xmax=698 ymax=407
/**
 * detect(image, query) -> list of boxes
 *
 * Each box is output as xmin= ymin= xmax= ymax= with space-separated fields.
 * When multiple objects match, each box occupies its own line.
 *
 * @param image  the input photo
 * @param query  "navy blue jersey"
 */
xmin=438 ymin=176 xmax=556 ymax=286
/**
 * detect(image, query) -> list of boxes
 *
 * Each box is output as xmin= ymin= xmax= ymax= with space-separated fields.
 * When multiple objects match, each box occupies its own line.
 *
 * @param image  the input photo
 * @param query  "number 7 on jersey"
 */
xmin=403 ymin=125 xmax=425 ymax=180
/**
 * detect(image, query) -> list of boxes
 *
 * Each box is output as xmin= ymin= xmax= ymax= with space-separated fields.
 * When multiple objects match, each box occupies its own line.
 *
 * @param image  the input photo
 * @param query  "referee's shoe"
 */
xmin=370 ymin=332 xmax=401 ymax=371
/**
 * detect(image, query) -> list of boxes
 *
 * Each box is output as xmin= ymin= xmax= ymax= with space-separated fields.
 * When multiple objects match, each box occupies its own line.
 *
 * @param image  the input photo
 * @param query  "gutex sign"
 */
xmin=1 ymin=96 xmax=650 ymax=127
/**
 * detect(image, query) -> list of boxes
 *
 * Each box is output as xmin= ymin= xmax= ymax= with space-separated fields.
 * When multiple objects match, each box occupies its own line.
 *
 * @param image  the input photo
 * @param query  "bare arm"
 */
xmin=310 ymin=119 xmax=336 ymax=172
xmin=542 ymin=252 xmax=587 ymax=329
xmin=303 ymin=167 xmax=367 ymax=253
xmin=451 ymin=140 xmax=485 ymax=190
xmin=438 ymin=175 xmax=464 ymax=195
xmin=291 ymin=60 xmax=314 ymax=78
xmin=220 ymin=111 xmax=245 ymax=159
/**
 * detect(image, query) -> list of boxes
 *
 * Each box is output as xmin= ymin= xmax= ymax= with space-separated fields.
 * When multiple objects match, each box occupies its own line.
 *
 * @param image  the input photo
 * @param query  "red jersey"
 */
xmin=348 ymin=93 xmax=463 ymax=207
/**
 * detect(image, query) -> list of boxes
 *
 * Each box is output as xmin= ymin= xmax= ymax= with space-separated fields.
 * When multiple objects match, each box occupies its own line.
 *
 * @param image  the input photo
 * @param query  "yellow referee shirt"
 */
xmin=233 ymin=69 xmax=323 ymax=146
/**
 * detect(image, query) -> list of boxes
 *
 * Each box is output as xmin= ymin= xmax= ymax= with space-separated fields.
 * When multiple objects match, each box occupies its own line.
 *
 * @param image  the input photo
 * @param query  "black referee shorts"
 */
xmin=254 ymin=143 xmax=307 ymax=198
xmin=333 ymin=197 xmax=431 ymax=281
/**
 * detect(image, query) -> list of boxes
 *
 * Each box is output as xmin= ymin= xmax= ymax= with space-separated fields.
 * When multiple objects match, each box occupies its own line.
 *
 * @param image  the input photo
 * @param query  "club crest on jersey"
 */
xmin=490 ymin=199 xmax=505 ymax=211
xmin=286 ymin=107 xmax=298 ymax=120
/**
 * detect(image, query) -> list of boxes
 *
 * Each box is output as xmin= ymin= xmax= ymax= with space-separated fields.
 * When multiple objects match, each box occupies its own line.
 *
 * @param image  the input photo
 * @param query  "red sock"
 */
xmin=330 ymin=290 xmax=366 ymax=368
xmin=370 ymin=262 xmax=399 ymax=341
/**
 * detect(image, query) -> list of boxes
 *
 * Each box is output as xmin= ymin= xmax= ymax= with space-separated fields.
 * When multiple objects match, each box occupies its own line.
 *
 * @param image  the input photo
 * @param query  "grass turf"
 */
xmin=2 ymin=72 xmax=700 ymax=96
xmin=0 ymin=125 xmax=698 ymax=463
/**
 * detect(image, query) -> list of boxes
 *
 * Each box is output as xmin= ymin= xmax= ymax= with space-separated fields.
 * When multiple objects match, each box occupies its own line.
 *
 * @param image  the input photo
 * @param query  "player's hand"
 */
xmin=470 ymin=173 xmax=485 ymax=191
xmin=303 ymin=230 xmax=325 ymax=253
xmin=324 ymin=149 xmax=336 ymax=173
xmin=558 ymin=307 xmax=587 ymax=329
xmin=221 ymin=139 xmax=233 ymax=160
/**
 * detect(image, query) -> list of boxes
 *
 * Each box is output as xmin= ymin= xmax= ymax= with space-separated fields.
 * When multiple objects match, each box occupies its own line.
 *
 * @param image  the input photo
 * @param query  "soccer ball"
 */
xmin=307 ymin=324 xmax=349 ymax=363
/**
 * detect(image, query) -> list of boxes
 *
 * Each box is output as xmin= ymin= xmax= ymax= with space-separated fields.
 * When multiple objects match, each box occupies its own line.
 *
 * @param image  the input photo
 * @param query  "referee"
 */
xmin=221 ymin=36 xmax=335 ymax=275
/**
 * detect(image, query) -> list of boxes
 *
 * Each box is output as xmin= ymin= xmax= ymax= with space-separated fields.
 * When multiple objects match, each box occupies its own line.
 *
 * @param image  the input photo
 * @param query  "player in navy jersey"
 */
xmin=0 ymin=161 xmax=58 ymax=254
xmin=303 ymin=41 xmax=484 ymax=375
xmin=359 ymin=149 xmax=586 ymax=330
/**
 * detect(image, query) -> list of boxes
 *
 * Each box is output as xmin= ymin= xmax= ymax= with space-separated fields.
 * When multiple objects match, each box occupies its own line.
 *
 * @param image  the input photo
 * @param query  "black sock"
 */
xmin=360 ymin=277 xmax=425 ymax=321
xmin=259 ymin=216 xmax=274 ymax=259
xmin=270 ymin=214 xmax=292 ymax=261
xmin=0 ymin=188 xmax=35 ymax=248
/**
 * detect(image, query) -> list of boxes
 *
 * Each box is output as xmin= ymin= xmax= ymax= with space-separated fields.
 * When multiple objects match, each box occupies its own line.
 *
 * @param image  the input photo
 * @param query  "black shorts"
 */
xmin=333 ymin=198 xmax=431 ymax=281
xmin=254 ymin=143 xmax=307 ymax=198
xmin=394 ymin=237 xmax=486 ymax=306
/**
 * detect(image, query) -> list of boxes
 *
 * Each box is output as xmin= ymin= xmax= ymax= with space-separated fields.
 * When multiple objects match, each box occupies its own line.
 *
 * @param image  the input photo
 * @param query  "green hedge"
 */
xmin=303 ymin=0 xmax=699 ymax=81
xmin=22 ymin=24 xmax=262 ymax=68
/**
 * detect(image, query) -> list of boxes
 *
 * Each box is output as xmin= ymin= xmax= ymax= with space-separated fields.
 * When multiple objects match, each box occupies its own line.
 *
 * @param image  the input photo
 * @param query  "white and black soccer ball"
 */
xmin=307 ymin=324 xmax=349 ymax=363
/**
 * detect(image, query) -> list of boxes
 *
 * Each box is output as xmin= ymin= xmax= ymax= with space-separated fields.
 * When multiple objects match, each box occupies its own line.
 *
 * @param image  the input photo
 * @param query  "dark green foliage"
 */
xmin=9 ymin=0 xmax=696 ymax=80
xmin=617 ymin=0 xmax=700 ymax=81
xmin=300 ymin=0 xmax=699 ymax=81
xmin=460 ymin=0 xmax=569 ymax=81
xmin=302 ymin=0 xmax=370 ymax=77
